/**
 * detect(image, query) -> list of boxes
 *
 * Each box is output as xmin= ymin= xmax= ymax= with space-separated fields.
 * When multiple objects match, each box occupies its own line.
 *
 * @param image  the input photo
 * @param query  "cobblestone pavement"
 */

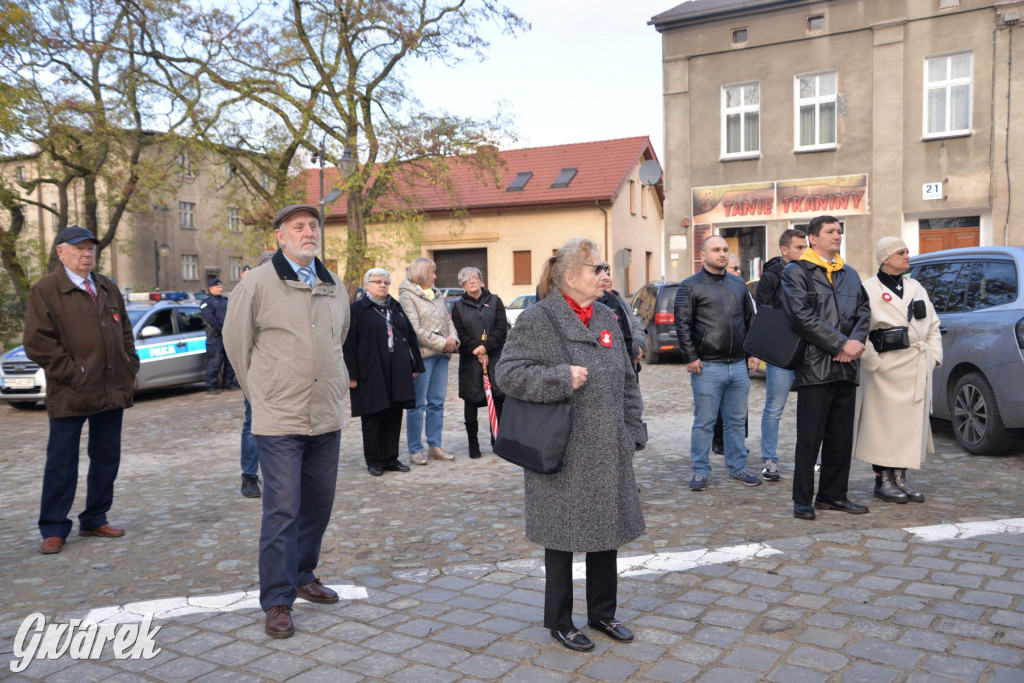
xmin=1 ymin=357 xmax=1023 ymax=681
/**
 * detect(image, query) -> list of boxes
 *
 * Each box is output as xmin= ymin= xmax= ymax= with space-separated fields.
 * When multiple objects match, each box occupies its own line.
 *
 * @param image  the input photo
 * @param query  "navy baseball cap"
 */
xmin=208 ymin=276 xmax=222 ymax=287
xmin=56 ymin=226 xmax=99 ymax=245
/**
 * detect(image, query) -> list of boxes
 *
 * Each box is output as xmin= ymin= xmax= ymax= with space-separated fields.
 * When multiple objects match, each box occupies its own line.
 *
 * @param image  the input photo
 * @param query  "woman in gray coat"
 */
xmin=495 ymin=238 xmax=647 ymax=653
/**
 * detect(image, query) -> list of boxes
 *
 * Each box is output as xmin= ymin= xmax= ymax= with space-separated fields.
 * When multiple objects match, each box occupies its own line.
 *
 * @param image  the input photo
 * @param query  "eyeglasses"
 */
xmin=585 ymin=263 xmax=611 ymax=275
xmin=727 ymin=265 xmax=741 ymax=272
xmin=368 ymin=280 xmax=391 ymax=286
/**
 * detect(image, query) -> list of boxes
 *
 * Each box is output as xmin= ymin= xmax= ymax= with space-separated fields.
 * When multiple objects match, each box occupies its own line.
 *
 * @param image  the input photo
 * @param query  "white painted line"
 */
xmin=903 ymin=518 xmax=1024 ymax=542
xmin=82 ymin=584 xmax=368 ymax=624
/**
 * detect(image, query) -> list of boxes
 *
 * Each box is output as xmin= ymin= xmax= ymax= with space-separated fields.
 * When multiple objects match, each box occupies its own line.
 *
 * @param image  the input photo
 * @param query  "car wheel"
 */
xmin=951 ymin=372 xmax=1014 ymax=455
xmin=9 ymin=401 xmax=39 ymax=410
xmin=644 ymin=334 xmax=661 ymax=365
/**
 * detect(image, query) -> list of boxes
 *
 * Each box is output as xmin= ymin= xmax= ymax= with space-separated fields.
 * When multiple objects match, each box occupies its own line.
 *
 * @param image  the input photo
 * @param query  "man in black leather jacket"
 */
xmin=674 ymin=235 xmax=761 ymax=492
xmin=781 ymin=215 xmax=871 ymax=520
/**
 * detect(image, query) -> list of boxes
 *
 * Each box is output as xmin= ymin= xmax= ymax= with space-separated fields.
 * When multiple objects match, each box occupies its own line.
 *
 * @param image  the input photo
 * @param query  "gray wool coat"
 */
xmin=494 ymin=292 xmax=647 ymax=553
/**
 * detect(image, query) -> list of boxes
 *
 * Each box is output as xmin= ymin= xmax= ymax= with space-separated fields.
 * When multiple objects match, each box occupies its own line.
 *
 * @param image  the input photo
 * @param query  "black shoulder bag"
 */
xmin=742 ymin=266 xmax=811 ymax=370
xmin=493 ymin=307 xmax=573 ymax=474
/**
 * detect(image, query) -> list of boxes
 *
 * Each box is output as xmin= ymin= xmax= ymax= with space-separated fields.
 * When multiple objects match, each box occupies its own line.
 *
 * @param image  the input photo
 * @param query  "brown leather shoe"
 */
xmin=264 ymin=605 xmax=294 ymax=638
xmin=40 ymin=537 xmax=64 ymax=554
xmin=297 ymin=578 xmax=339 ymax=604
xmin=79 ymin=524 xmax=125 ymax=538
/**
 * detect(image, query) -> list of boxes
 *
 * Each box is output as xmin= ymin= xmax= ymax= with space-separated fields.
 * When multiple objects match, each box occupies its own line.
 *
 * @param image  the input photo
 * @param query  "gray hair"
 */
xmin=457 ymin=266 xmax=482 ymax=285
xmin=538 ymin=237 xmax=601 ymax=299
xmin=406 ymin=257 xmax=435 ymax=287
xmin=363 ymin=267 xmax=391 ymax=286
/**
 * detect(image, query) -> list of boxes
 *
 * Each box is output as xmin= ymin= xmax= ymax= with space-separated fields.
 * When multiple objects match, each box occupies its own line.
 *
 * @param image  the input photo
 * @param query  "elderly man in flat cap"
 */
xmin=23 ymin=226 xmax=140 ymax=555
xmin=223 ymin=205 xmax=350 ymax=638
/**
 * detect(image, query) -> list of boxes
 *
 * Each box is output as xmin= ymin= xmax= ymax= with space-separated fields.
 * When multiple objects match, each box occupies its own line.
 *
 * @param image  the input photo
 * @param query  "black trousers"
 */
xmin=360 ymin=406 xmax=404 ymax=469
xmin=793 ymin=381 xmax=857 ymax=506
xmin=544 ymin=548 xmax=617 ymax=632
xmin=464 ymin=396 xmax=504 ymax=443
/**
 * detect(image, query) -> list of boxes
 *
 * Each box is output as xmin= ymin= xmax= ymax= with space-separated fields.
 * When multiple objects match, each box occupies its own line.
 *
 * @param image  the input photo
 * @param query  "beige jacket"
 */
xmin=853 ymin=276 xmax=943 ymax=469
xmin=398 ymin=279 xmax=457 ymax=359
xmin=223 ymin=250 xmax=350 ymax=436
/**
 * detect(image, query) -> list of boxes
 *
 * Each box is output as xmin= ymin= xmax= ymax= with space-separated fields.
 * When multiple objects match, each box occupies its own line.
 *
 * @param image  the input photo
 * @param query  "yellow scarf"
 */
xmin=799 ymin=248 xmax=844 ymax=285
xmin=417 ymin=284 xmax=436 ymax=301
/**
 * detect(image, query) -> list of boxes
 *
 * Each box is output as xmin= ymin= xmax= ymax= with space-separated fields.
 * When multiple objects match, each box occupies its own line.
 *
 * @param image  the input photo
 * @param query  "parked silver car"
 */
xmin=0 ymin=295 xmax=208 ymax=409
xmin=909 ymin=247 xmax=1024 ymax=454
xmin=505 ymin=293 xmax=537 ymax=328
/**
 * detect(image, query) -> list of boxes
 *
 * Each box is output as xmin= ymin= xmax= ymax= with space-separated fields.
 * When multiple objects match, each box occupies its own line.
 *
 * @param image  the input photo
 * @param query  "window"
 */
xmin=795 ymin=71 xmax=837 ymax=150
xmin=227 ymin=207 xmax=243 ymax=233
xmin=181 ymin=254 xmax=198 ymax=281
xmin=914 ymin=261 xmax=964 ymax=312
xmin=230 ymin=257 xmax=244 ymax=282
xmin=506 ymin=171 xmax=532 ymax=192
xmin=178 ymin=152 xmax=194 ymax=177
xmin=938 ymin=0 xmax=960 ymax=8
xmin=732 ymin=28 xmax=747 ymax=44
xmin=722 ymin=83 xmax=760 ymax=157
xmin=629 ymin=180 xmax=636 ymax=215
xmin=924 ymin=52 xmax=973 ymax=138
xmin=963 ymin=261 xmax=1017 ymax=311
xmin=224 ymin=164 xmax=236 ymax=182
xmin=513 ymin=250 xmax=531 ymax=285
xmin=807 ymin=14 xmax=825 ymax=31
xmin=551 ymin=167 xmax=577 ymax=188
xmin=641 ymin=185 xmax=648 ymax=218
xmin=15 ymin=166 xmax=25 ymax=181
xmin=175 ymin=308 xmax=206 ymax=333
xmin=142 ymin=309 xmax=175 ymax=337
xmin=179 ymin=202 xmax=196 ymax=230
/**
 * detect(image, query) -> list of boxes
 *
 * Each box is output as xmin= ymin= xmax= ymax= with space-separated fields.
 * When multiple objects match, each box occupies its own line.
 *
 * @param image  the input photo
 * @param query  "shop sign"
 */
xmin=692 ymin=175 xmax=869 ymax=224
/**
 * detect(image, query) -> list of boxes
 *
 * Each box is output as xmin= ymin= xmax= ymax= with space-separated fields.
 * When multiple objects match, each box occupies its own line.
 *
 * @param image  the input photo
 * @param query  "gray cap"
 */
xmin=272 ymin=204 xmax=320 ymax=229
xmin=56 ymin=226 xmax=99 ymax=245
xmin=256 ymin=250 xmax=276 ymax=267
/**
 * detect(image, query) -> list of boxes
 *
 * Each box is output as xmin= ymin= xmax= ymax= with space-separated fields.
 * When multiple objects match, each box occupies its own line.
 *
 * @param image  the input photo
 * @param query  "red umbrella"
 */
xmin=482 ymin=368 xmax=499 ymax=440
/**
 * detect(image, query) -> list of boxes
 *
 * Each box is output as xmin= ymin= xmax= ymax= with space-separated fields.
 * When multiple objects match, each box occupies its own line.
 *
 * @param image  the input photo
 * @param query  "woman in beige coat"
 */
xmin=399 ymin=258 xmax=459 ymax=465
xmin=853 ymin=237 xmax=942 ymax=503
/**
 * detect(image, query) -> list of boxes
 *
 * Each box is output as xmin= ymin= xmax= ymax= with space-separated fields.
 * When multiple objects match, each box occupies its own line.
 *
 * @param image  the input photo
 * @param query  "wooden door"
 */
xmin=919 ymin=227 xmax=979 ymax=254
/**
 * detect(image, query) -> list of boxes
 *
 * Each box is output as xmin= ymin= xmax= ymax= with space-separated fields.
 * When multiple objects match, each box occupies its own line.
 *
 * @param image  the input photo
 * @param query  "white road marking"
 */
xmin=903 ymin=518 xmax=1024 ymax=542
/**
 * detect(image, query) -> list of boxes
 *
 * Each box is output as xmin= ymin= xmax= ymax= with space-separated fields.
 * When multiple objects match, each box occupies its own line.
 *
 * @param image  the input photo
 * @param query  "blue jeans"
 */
xmin=760 ymin=364 xmax=795 ymax=463
xmin=241 ymin=398 xmax=260 ymax=476
xmin=690 ymin=360 xmax=751 ymax=477
xmin=39 ymin=409 xmax=123 ymax=539
xmin=407 ymin=354 xmax=449 ymax=453
xmin=256 ymin=431 xmax=340 ymax=611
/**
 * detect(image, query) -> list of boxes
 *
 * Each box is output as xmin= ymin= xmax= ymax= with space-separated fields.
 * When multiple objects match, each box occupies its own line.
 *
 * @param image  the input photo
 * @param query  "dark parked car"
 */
xmin=631 ymin=282 xmax=679 ymax=364
xmin=909 ymin=247 xmax=1024 ymax=455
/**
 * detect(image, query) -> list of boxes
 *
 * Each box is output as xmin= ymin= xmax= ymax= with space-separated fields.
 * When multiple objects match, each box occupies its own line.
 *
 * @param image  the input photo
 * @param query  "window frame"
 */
xmin=179 ymin=201 xmax=196 ymax=230
xmin=512 ymin=250 xmax=531 ymax=285
xmin=181 ymin=254 xmax=199 ymax=282
xmin=794 ymin=70 xmax=838 ymax=152
xmin=227 ymin=207 xmax=243 ymax=233
xmin=923 ymin=51 xmax=973 ymax=139
xmin=721 ymin=82 xmax=761 ymax=159
xmin=229 ymin=257 xmax=244 ymax=282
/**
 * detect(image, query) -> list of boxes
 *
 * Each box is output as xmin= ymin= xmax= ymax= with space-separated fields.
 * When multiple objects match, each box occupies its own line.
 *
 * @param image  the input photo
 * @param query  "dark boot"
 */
xmin=874 ymin=468 xmax=908 ymax=503
xmin=893 ymin=468 xmax=925 ymax=502
xmin=467 ymin=428 xmax=481 ymax=459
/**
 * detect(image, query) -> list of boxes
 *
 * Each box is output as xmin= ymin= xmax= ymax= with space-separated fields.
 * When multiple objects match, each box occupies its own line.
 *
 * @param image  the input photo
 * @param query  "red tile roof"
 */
xmin=301 ymin=136 xmax=661 ymax=220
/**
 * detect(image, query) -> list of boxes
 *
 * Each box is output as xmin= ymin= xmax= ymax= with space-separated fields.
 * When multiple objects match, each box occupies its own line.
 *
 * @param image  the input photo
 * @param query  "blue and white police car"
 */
xmin=0 ymin=292 xmax=208 ymax=409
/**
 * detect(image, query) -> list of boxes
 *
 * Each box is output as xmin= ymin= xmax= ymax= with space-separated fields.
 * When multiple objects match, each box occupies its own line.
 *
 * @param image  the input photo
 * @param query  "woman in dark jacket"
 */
xmin=450 ymin=267 xmax=508 ymax=459
xmin=343 ymin=268 xmax=425 ymax=476
xmin=495 ymin=238 xmax=647 ymax=653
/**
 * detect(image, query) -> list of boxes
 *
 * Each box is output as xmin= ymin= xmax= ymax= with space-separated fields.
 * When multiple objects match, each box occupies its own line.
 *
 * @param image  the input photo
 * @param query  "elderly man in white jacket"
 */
xmin=224 ymin=204 xmax=350 ymax=639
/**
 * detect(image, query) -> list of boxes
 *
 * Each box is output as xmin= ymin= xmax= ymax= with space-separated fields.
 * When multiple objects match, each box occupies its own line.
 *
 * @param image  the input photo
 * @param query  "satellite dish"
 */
xmin=638 ymin=160 xmax=663 ymax=186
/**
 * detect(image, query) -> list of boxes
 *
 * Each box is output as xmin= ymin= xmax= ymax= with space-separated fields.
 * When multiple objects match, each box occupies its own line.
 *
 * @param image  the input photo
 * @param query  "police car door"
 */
xmin=174 ymin=306 xmax=208 ymax=383
xmin=134 ymin=307 xmax=204 ymax=389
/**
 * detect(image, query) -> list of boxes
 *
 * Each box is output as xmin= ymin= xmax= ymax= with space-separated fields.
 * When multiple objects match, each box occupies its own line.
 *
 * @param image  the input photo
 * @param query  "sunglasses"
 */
xmin=585 ymin=263 xmax=611 ymax=275
xmin=727 ymin=265 xmax=741 ymax=272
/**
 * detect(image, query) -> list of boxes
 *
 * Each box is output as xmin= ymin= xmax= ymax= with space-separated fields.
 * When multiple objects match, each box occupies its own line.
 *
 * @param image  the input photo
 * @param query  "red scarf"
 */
xmin=563 ymin=293 xmax=593 ymax=327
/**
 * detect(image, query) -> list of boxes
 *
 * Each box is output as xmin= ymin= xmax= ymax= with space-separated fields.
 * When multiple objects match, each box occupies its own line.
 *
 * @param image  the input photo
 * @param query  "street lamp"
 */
xmin=153 ymin=241 xmax=171 ymax=290
xmin=315 ymin=135 xmax=358 ymax=262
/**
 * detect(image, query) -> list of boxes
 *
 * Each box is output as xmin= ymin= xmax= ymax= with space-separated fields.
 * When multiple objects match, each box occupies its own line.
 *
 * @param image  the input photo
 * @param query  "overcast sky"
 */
xmin=403 ymin=0 xmax=676 ymax=160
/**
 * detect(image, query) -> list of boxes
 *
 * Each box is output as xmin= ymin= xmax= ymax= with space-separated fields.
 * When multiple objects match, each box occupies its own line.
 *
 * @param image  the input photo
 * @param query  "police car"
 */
xmin=0 ymin=292 xmax=208 ymax=409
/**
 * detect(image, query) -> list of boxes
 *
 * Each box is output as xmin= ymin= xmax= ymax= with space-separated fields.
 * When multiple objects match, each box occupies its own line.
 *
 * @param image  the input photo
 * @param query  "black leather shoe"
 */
xmin=588 ymin=618 xmax=634 ymax=642
xmin=794 ymin=503 xmax=816 ymax=520
xmin=368 ymin=466 xmax=384 ymax=476
xmin=383 ymin=462 xmax=410 ymax=472
xmin=551 ymin=628 xmax=594 ymax=652
xmin=815 ymin=498 xmax=869 ymax=514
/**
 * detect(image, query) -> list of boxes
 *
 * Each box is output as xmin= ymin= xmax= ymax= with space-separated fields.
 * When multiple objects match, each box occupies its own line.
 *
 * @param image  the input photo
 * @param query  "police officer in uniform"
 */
xmin=200 ymin=276 xmax=236 ymax=394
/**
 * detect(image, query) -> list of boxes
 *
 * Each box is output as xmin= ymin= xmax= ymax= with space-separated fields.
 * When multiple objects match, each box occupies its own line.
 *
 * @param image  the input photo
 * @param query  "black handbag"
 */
xmin=742 ymin=305 xmax=807 ymax=370
xmin=868 ymin=326 xmax=910 ymax=353
xmin=493 ymin=307 xmax=573 ymax=474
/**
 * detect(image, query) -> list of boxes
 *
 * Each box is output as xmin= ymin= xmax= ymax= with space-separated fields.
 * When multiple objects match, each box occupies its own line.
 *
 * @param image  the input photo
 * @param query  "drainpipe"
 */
xmin=595 ymin=200 xmax=609 ymax=260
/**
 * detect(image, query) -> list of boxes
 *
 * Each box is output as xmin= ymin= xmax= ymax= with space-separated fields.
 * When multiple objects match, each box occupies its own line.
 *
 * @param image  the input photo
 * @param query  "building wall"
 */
xmin=325 ymin=175 xmax=664 ymax=301
xmin=657 ymin=0 xmax=1023 ymax=279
